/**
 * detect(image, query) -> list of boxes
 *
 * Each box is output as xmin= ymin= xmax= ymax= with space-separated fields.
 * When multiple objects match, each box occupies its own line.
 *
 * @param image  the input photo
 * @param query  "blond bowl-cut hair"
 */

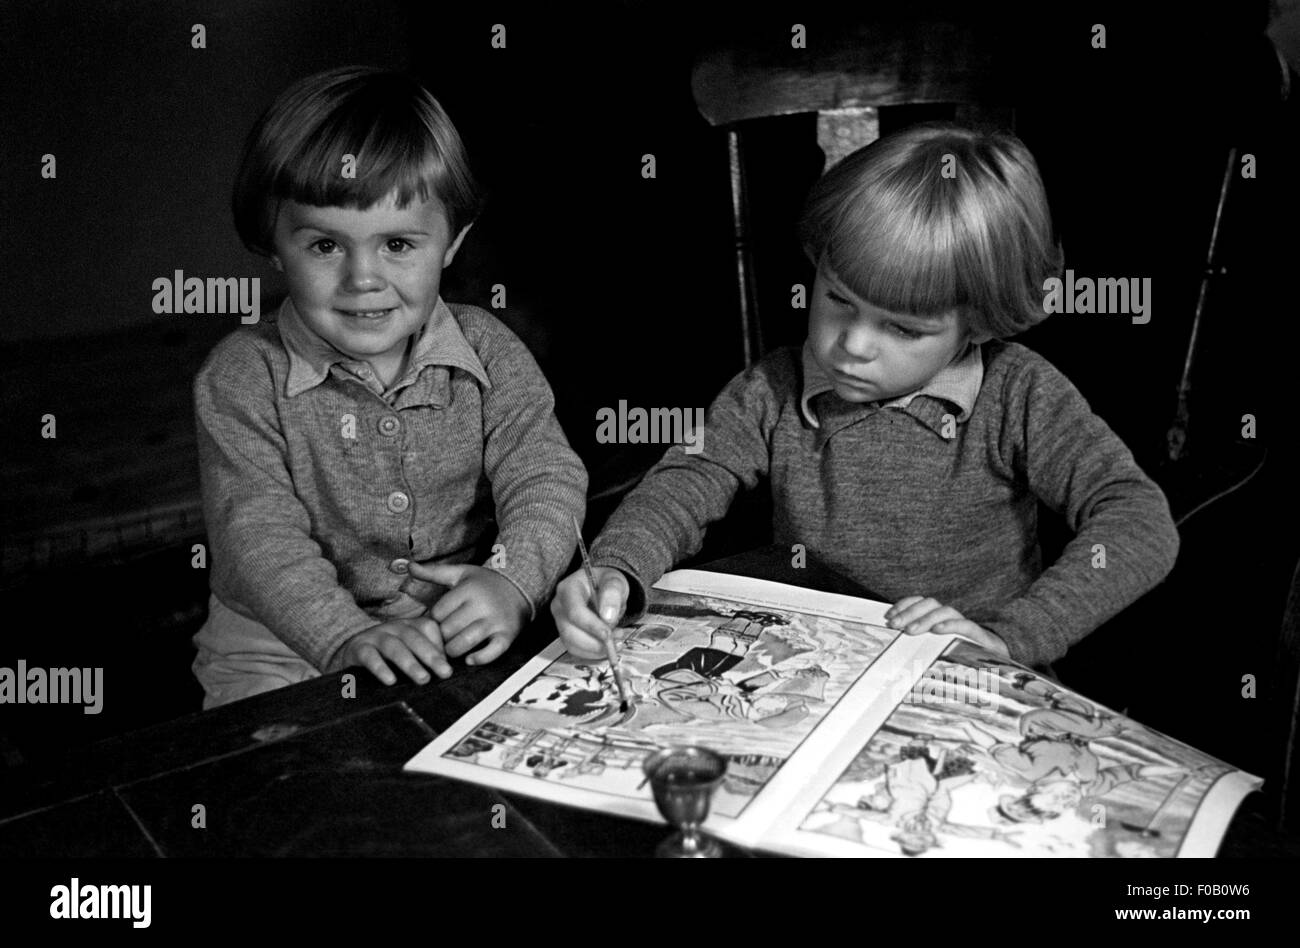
xmin=797 ymin=122 xmax=1063 ymax=340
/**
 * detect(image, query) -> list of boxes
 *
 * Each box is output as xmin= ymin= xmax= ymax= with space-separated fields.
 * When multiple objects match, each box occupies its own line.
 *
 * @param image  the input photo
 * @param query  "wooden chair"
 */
xmin=690 ymin=17 xmax=1015 ymax=367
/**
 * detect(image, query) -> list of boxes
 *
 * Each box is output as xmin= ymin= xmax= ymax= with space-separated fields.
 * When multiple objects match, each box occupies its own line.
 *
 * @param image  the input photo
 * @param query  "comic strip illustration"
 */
xmin=791 ymin=641 xmax=1261 ymax=857
xmin=406 ymin=572 xmax=1259 ymax=856
xmin=423 ymin=584 xmax=898 ymax=819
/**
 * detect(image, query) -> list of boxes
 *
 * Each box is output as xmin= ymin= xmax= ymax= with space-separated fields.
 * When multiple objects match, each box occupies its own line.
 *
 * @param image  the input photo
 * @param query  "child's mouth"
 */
xmin=338 ymin=308 xmax=395 ymax=320
xmin=834 ymin=369 xmax=874 ymax=388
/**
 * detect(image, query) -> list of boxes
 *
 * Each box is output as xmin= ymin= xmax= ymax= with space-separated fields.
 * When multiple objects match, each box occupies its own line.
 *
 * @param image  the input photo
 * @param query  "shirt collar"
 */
xmin=278 ymin=296 xmax=490 ymax=398
xmin=799 ymin=340 xmax=984 ymax=435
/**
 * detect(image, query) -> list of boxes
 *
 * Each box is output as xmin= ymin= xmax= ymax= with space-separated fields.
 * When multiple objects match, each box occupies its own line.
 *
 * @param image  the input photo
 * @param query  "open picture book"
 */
xmin=404 ymin=570 xmax=1261 ymax=857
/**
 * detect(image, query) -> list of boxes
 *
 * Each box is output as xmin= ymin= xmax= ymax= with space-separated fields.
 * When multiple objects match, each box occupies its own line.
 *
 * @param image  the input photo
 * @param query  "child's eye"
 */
xmin=309 ymin=239 xmax=338 ymax=255
xmin=385 ymin=238 xmax=414 ymax=253
xmin=889 ymin=324 xmax=924 ymax=340
xmin=825 ymin=289 xmax=852 ymax=306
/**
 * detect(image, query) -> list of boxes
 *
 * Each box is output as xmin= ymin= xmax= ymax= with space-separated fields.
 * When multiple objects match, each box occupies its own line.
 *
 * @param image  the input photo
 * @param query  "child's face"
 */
xmin=270 ymin=190 xmax=467 ymax=371
xmin=807 ymin=266 xmax=972 ymax=404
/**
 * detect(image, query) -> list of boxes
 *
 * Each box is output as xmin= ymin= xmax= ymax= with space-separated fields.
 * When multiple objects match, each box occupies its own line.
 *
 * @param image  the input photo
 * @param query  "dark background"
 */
xmin=1 ymin=0 xmax=1298 ymax=824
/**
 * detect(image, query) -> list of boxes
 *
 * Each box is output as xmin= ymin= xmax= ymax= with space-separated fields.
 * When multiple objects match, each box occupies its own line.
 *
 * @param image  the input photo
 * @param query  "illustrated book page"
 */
xmin=403 ymin=570 xmax=1262 ymax=856
xmin=764 ymin=639 xmax=1262 ymax=857
xmin=403 ymin=569 xmax=948 ymax=849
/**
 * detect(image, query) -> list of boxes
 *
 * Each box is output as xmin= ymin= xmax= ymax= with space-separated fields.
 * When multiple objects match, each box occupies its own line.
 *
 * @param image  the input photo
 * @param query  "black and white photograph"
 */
xmin=1 ymin=0 xmax=1297 ymax=929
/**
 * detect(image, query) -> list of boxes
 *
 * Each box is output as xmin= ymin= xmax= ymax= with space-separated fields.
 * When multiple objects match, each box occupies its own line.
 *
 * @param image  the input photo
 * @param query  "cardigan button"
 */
xmin=389 ymin=558 xmax=411 ymax=574
xmin=386 ymin=491 xmax=410 ymax=513
xmin=378 ymin=415 xmax=401 ymax=436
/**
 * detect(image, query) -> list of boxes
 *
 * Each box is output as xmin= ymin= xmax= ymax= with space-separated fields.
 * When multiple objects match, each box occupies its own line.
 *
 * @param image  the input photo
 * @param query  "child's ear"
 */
xmin=442 ymin=221 xmax=475 ymax=267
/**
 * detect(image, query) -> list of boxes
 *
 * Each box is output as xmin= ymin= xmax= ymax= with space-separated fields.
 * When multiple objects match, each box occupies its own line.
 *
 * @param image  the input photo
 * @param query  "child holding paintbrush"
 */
xmin=553 ymin=122 xmax=1178 ymax=670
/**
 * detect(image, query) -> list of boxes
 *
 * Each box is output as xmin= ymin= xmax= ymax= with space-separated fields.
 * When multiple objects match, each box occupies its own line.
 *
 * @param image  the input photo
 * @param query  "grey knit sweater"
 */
xmin=193 ymin=297 xmax=587 ymax=671
xmin=591 ymin=340 xmax=1178 ymax=668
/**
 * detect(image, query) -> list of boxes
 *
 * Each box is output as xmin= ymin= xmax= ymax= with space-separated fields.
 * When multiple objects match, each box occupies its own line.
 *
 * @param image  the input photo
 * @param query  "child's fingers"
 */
xmin=430 ymin=585 xmax=473 ymax=625
xmin=399 ymin=621 xmax=452 ymax=679
xmin=551 ymin=598 xmax=610 ymax=660
xmin=884 ymin=595 xmax=926 ymax=623
xmin=411 ymin=616 xmax=443 ymax=645
xmin=886 ymin=596 xmax=938 ymax=628
xmin=465 ymin=633 xmax=511 ymax=667
xmin=409 ymin=642 xmax=452 ymax=680
xmin=887 ymin=597 xmax=944 ymax=630
xmin=553 ymin=573 xmax=613 ymax=645
xmin=901 ymin=606 xmax=963 ymax=636
xmin=353 ymin=641 xmax=397 ymax=686
xmin=938 ymin=621 xmax=1010 ymax=658
xmin=438 ymin=599 xmax=481 ymax=638
xmin=378 ymin=590 xmax=431 ymax=620
xmin=444 ymin=618 xmax=493 ymax=658
xmin=398 ymin=574 xmax=446 ymax=604
xmin=416 ymin=561 xmax=474 ymax=587
xmin=930 ymin=618 xmax=978 ymax=638
xmin=595 ymin=571 xmax=629 ymax=626
xmin=936 ymin=618 xmax=977 ymax=642
xmin=374 ymin=635 xmax=432 ymax=685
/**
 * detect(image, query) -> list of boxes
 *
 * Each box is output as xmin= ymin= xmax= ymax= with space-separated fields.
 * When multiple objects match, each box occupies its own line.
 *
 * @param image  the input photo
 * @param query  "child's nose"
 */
xmin=343 ymin=251 xmax=386 ymax=291
xmin=840 ymin=325 xmax=880 ymax=362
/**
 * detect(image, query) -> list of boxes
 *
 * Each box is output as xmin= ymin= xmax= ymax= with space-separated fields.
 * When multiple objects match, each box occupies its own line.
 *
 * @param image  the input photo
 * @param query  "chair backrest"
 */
xmin=690 ymin=17 xmax=1015 ymax=365
xmin=691 ymin=17 xmax=1011 ymax=127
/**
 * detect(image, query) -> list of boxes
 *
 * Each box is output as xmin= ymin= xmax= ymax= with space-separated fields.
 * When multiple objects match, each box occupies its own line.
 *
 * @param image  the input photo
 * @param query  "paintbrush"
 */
xmin=571 ymin=515 xmax=630 ymax=713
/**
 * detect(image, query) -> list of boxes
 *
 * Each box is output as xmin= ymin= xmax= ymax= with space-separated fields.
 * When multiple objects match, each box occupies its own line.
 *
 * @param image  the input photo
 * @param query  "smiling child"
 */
xmin=192 ymin=66 xmax=586 ymax=707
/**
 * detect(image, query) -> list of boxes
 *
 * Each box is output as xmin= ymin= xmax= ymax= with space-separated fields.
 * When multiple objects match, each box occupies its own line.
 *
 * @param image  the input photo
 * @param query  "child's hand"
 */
xmin=327 ymin=616 xmax=452 ymax=685
xmin=420 ymin=563 xmax=531 ymax=666
xmin=550 ymin=567 xmax=630 ymax=661
xmin=885 ymin=596 xmax=1011 ymax=660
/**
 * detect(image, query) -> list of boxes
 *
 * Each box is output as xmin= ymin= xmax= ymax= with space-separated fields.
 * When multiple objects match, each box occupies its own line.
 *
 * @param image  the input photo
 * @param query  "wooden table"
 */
xmin=0 ymin=547 xmax=1291 ymax=858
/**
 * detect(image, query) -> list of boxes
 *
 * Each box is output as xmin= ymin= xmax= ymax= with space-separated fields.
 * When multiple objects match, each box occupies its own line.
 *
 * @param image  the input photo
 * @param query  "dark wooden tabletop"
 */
xmin=0 ymin=546 xmax=1291 ymax=858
